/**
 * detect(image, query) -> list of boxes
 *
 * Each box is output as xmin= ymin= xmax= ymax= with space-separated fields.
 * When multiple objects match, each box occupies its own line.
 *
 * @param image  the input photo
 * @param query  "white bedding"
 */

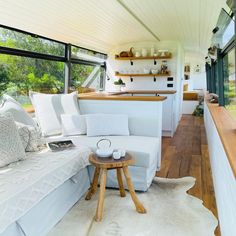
xmin=0 ymin=147 xmax=91 ymax=234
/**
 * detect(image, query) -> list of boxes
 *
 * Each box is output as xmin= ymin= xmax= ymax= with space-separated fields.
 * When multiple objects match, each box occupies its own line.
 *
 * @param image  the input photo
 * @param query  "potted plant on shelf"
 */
xmin=114 ymin=78 xmax=126 ymax=91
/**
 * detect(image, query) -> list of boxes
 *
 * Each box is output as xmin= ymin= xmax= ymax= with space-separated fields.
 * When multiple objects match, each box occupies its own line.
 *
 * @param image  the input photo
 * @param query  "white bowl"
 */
xmin=96 ymin=148 xmax=113 ymax=158
xmin=143 ymin=68 xmax=150 ymax=74
xmin=151 ymin=69 xmax=158 ymax=74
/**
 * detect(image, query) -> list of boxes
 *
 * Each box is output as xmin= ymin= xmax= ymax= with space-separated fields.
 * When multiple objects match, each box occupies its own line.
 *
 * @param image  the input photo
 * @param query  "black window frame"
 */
xmin=208 ymin=7 xmax=235 ymax=107
xmin=0 ymin=24 xmax=107 ymax=94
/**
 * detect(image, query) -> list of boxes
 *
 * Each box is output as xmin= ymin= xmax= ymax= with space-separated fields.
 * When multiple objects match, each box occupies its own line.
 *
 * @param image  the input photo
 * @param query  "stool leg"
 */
xmin=117 ymin=168 xmax=126 ymax=197
xmin=85 ymin=167 xmax=100 ymax=200
xmin=122 ymin=166 xmax=146 ymax=214
xmin=95 ymin=168 xmax=107 ymax=221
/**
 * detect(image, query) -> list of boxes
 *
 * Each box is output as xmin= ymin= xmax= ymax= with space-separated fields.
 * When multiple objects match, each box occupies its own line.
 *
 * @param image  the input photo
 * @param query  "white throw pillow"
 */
xmin=0 ymin=113 xmax=26 ymax=167
xmin=29 ymin=91 xmax=80 ymax=136
xmin=0 ymin=95 xmax=36 ymax=127
xmin=61 ymin=114 xmax=87 ymax=136
xmin=86 ymin=114 xmax=130 ymax=137
xmin=16 ymin=122 xmax=43 ymax=152
xmin=17 ymin=124 xmax=30 ymax=150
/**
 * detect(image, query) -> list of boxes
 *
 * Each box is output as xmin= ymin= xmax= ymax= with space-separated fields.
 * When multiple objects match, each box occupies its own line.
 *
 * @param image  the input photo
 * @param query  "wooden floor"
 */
xmin=156 ymin=115 xmax=220 ymax=236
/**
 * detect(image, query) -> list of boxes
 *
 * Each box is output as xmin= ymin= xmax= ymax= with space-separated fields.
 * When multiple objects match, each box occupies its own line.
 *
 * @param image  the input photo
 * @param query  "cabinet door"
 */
xmin=158 ymin=94 xmax=174 ymax=132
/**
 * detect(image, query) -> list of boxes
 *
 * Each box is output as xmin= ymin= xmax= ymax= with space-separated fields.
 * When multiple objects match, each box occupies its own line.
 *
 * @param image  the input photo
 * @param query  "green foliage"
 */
xmin=0 ymin=64 xmax=10 ymax=93
xmin=192 ymin=104 xmax=204 ymax=117
xmin=0 ymin=28 xmax=83 ymax=104
xmin=192 ymin=99 xmax=204 ymax=117
xmin=27 ymin=73 xmax=64 ymax=93
xmin=114 ymin=78 xmax=125 ymax=85
xmin=71 ymin=64 xmax=94 ymax=89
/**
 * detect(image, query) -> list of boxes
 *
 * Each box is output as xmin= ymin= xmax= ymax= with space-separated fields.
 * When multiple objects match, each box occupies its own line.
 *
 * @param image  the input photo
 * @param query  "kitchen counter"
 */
xmin=78 ymin=91 xmax=168 ymax=101
xmin=121 ymin=90 xmax=176 ymax=94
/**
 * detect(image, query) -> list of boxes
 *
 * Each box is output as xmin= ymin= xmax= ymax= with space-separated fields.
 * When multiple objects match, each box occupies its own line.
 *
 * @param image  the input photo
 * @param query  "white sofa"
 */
xmin=0 ymin=95 xmax=162 ymax=236
xmin=0 ymin=148 xmax=91 ymax=236
xmin=47 ymin=135 xmax=160 ymax=191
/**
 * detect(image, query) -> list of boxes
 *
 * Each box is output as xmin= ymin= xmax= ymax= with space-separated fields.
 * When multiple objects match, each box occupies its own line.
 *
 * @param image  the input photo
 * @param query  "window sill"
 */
xmin=206 ymin=100 xmax=236 ymax=178
xmin=24 ymin=106 xmax=34 ymax=113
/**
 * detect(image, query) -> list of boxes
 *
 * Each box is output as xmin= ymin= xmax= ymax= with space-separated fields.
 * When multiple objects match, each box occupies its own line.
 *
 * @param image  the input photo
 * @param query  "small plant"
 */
xmin=192 ymin=96 xmax=204 ymax=117
xmin=114 ymin=78 xmax=125 ymax=85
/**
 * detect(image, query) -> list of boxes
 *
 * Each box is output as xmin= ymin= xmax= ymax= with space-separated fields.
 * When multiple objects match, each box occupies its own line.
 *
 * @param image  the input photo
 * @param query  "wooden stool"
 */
xmin=85 ymin=153 xmax=146 ymax=221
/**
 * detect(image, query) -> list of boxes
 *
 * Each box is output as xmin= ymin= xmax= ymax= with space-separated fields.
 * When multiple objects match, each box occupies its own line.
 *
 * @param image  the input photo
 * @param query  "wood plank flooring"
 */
xmin=156 ymin=115 xmax=220 ymax=236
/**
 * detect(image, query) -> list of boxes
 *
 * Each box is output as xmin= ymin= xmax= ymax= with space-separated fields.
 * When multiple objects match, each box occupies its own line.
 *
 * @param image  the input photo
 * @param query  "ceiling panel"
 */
xmin=0 ymin=0 xmax=229 ymax=54
xmin=122 ymin=0 xmax=229 ymax=53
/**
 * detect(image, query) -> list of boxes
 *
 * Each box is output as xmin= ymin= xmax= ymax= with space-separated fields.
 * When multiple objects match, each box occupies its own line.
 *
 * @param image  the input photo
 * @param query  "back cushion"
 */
xmin=29 ymin=91 xmax=80 ymax=136
xmin=0 ymin=95 xmax=36 ymax=127
xmin=0 ymin=113 xmax=26 ymax=167
xmin=86 ymin=114 xmax=130 ymax=137
xmin=61 ymin=114 xmax=87 ymax=136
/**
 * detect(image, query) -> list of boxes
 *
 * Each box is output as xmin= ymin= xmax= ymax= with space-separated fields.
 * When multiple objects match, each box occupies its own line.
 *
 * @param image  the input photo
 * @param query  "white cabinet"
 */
xmin=132 ymin=93 xmax=175 ymax=137
xmin=158 ymin=94 xmax=175 ymax=137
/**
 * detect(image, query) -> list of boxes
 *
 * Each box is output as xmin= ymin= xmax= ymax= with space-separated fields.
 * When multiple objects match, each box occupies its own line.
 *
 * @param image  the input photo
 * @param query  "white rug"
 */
xmin=48 ymin=177 xmax=218 ymax=236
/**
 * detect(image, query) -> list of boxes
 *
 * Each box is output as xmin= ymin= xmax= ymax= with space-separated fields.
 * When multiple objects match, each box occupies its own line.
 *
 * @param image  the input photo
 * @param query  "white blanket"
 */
xmin=0 ymin=146 xmax=91 ymax=233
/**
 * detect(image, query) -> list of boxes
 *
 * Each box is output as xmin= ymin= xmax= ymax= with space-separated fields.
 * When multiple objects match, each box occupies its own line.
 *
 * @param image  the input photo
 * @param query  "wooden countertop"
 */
xmin=78 ymin=92 xmax=167 ymax=101
xmin=122 ymin=90 xmax=176 ymax=94
xmin=206 ymin=101 xmax=236 ymax=178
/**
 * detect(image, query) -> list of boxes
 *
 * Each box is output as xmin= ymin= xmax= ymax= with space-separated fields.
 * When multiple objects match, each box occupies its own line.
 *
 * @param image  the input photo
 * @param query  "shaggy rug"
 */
xmin=48 ymin=177 xmax=218 ymax=236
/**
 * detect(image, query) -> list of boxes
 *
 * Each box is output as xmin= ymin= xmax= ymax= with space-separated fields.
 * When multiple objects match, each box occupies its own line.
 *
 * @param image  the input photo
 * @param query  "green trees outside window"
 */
xmin=223 ymin=48 xmax=236 ymax=117
xmin=0 ymin=27 xmax=106 ymax=107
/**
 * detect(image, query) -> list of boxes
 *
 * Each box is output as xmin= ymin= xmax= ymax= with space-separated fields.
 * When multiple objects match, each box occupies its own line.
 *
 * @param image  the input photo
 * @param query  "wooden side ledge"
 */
xmin=206 ymin=101 xmax=236 ymax=178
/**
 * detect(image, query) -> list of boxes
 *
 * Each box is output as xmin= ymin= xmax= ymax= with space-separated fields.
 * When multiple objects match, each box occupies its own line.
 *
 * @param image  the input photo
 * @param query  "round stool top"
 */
xmin=89 ymin=153 xmax=134 ymax=169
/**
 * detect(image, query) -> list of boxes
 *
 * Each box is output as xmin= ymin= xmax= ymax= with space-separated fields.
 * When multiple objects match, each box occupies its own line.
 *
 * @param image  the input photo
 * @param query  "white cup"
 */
xmin=135 ymin=51 xmax=141 ymax=57
xmin=113 ymin=151 xmax=121 ymax=160
xmin=120 ymin=149 xmax=126 ymax=157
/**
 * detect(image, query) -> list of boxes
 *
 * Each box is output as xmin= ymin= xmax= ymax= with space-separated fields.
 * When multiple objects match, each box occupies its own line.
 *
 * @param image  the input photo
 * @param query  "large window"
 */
xmin=223 ymin=48 xmax=236 ymax=116
xmin=70 ymin=64 xmax=103 ymax=92
xmin=70 ymin=45 xmax=106 ymax=92
xmin=0 ymin=54 xmax=64 ymax=107
xmin=0 ymin=27 xmax=65 ymax=57
xmin=0 ymin=25 xmax=107 ymax=108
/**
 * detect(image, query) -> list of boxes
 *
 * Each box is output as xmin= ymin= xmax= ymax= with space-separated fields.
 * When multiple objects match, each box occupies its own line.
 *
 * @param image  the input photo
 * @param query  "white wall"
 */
xmin=105 ymin=40 xmax=184 ymax=129
xmin=204 ymin=103 xmax=236 ymax=236
xmin=184 ymin=51 xmax=206 ymax=91
xmin=106 ymin=41 xmax=181 ymax=91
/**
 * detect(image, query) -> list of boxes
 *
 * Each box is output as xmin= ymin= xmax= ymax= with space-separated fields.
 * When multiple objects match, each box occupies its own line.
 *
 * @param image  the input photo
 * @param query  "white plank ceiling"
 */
xmin=0 ymin=0 xmax=229 ymax=54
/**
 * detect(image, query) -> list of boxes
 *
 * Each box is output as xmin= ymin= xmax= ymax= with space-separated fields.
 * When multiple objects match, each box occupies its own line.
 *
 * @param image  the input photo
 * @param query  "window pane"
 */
xmin=70 ymin=64 xmax=103 ymax=92
xmin=0 ymin=27 xmax=65 ymax=57
xmin=214 ymin=62 xmax=219 ymax=95
xmin=211 ymin=9 xmax=234 ymax=49
xmin=71 ymin=46 xmax=106 ymax=63
xmin=224 ymin=48 xmax=236 ymax=117
xmin=0 ymin=54 xmax=65 ymax=107
xmin=222 ymin=19 xmax=234 ymax=47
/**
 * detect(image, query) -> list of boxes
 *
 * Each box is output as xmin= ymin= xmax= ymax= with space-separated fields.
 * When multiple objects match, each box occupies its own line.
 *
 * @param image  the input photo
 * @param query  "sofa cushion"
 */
xmin=86 ymin=114 xmax=130 ymax=137
xmin=46 ymin=135 xmax=159 ymax=168
xmin=16 ymin=122 xmax=44 ymax=152
xmin=0 ymin=113 xmax=26 ymax=167
xmin=61 ymin=114 xmax=87 ymax=136
xmin=0 ymin=146 xmax=91 ymax=234
xmin=0 ymin=95 xmax=36 ymax=127
xmin=29 ymin=91 xmax=80 ymax=136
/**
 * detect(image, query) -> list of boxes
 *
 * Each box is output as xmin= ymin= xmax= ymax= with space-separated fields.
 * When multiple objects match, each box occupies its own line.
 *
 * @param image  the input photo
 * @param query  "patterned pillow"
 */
xmin=17 ymin=125 xmax=30 ymax=150
xmin=16 ymin=122 xmax=44 ymax=152
xmin=0 ymin=113 xmax=26 ymax=167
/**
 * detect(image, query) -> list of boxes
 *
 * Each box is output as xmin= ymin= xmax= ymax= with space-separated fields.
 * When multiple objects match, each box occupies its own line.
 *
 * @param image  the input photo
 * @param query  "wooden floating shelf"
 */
xmin=115 ymin=55 xmax=172 ymax=60
xmin=115 ymin=72 xmax=171 ymax=77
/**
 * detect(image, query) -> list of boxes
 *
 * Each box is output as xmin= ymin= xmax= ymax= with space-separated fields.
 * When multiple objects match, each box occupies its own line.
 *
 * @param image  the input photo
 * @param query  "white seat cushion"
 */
xmin=0 ymin=146 xmax=91 ymax=233
xmin=46 ymin=135 xmax=159 ymax=168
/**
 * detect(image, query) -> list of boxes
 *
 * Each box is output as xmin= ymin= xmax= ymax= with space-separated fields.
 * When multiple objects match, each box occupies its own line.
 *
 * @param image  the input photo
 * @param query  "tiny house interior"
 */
xmin=0 ymin=1 xmax=235 ymax=236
